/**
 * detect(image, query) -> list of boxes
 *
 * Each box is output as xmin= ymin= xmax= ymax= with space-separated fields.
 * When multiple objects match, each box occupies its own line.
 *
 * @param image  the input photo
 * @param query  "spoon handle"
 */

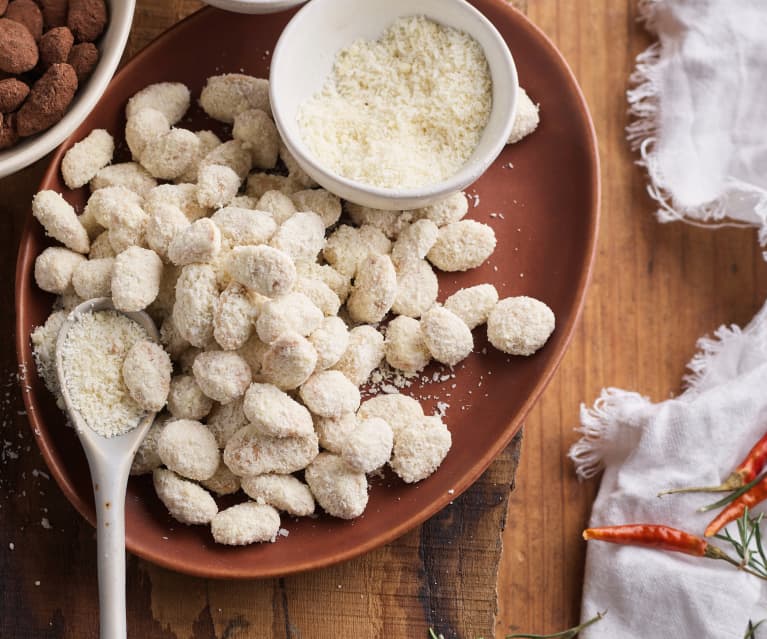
xmin=92 ymin=461 xmax=130 ymax=639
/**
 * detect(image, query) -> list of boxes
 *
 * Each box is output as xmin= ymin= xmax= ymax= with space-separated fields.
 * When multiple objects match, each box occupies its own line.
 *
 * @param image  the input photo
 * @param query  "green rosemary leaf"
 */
xmin=715 ymin=510 xmax=767 ymax=579
xmin=506 ymin=612 xmax=606 ymax=639
xmin=739 ymin=509 xmax=753 ymax=567
xmin=744 ymin=619 xmax=764 ymax=639
xmin=739 ymin=509 xmax=749 ymax=542
xmin=699 ymin=472 xmax=767 ymax=513
xmin=754 ymin=515 xmax=767 ymax=570
xmin=428 ymin=629 xmax=441 ymax=639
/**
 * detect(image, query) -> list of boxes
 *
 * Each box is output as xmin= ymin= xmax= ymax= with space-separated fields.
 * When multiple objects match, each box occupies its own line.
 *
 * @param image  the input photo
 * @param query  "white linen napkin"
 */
xmin=627 ymin=0 xmax=767 ymax=245
xmin=569 ymin=302 xmax=767 ymax=638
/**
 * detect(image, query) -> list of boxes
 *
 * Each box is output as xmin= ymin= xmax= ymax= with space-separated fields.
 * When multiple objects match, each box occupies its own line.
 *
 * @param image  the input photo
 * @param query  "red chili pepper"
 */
xmin=659 ymin=430 xmax=767 ymax=496
xmin=584 ymin=523 xmax=767 ymax=580
xmin=583 ymin=524 xmax=721 ymax=557
xmin=705 ymin=475 xmax=767 ymax=537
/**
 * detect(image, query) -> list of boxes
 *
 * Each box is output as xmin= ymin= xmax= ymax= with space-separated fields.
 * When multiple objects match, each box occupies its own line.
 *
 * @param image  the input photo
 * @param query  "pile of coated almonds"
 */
xmin=30 ymin=73 xmax=549 ymax=545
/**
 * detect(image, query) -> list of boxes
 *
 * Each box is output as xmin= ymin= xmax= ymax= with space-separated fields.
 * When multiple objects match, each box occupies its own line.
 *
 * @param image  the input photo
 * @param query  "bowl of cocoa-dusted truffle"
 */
xmin=0 ymin=0 xmax=135 ymax=178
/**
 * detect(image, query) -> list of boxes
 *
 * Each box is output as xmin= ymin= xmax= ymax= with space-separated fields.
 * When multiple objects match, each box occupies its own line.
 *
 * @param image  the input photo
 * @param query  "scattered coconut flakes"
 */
xmin=466 ymin=192 xmax=480 ymax=208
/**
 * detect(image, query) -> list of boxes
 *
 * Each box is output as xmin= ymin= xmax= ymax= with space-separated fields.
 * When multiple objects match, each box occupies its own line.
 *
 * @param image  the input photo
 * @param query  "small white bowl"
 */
xmin=270 ymin=0 xmax=518 ymax=210
xmin=0 ymin=0 xmax=135 ymax=179
xmin=202 ymin=0 xmax=307 ymax=14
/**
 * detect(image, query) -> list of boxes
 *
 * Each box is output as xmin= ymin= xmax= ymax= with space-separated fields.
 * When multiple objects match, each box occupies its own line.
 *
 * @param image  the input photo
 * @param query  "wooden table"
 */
xmin=1 ymin=1 xmax=765 ymax=637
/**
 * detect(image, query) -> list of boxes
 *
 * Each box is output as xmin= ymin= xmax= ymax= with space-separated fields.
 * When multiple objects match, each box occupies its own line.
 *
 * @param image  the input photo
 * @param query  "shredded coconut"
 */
xmin=59 ymin=310 xmax=148 ymax=438
xmin=298 ymin=16 xmax=492 ymax=189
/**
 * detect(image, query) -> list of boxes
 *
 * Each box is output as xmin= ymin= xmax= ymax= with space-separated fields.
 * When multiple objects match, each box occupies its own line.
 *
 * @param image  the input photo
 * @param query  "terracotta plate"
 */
xmin=15 ymin=2 xmax=599 ymax=578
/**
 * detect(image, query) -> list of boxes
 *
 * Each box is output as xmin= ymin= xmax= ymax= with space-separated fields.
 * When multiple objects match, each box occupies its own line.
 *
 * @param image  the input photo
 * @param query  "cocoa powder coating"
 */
xmin=5 ymin=0 xmax=43 ymax=41
xmin=40 ymin=0 xmax=68 ymax=29
xmin=0 ymin=0 xmax=106 ymax=149
xmin=17 ymin=62 xmax=78 ymax=136
xmin=0 ymin=18 xmax=39 ymax=74
xmin=67 ymin=0 xmax=106 ymax=42
xmin=0 ymin=112 xmax=18 ymax=149
xmin=67 ymin=41 xmax=98 ymax=84
xmin=39 ymin=25 xmax=74 ymax=67
xmin=0 ymin=77 xmax=29 ymax=112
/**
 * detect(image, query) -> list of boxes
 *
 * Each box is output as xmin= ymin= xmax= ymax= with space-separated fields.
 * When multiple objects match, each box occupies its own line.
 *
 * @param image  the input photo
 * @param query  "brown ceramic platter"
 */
xmin=15 ymin=2 xmax=599 ymax=578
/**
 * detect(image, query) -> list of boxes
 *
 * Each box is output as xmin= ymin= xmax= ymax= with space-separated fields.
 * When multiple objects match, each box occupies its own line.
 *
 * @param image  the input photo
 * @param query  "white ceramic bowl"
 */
xmin=202 ymin=0 xmax=307 ymax=14
xmin=0 ymin=0 xmax=135 ymax=179
xmin=270 ymin=0 xmax=518 ymax=210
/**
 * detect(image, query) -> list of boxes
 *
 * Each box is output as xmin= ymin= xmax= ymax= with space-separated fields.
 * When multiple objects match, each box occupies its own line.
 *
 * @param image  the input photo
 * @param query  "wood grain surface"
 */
xmin=497 ymin=1 xmax=767 ymax=637
xmin=1 ymin=1 xmax=765 ymax=638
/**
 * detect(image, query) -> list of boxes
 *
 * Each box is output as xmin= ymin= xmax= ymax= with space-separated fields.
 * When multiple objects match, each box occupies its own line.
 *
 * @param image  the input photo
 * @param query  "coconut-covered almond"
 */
xmin=122 ymin=340 xmax=172 ymax=412
xmin=224 ymin=426 xmax=319 ymax=477
xmin=210 ymin=502 xmax=280 ymax=545
xmin=153 ymin=468 xmax=218 ymax=525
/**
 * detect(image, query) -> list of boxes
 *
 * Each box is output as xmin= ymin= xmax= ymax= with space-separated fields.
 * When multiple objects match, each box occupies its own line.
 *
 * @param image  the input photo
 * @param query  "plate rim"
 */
xmin=14 ymin=1 xmax=600 ymax=579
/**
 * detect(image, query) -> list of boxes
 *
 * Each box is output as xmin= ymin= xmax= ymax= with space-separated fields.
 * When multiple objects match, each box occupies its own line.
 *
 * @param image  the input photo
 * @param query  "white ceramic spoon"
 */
xmin=55 ymin=297 xmax=159 ymax=639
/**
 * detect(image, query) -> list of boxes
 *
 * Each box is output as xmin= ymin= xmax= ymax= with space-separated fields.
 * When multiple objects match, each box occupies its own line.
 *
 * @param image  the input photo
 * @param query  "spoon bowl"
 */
xmin=55 ymin=297 xmax=159 ymax=639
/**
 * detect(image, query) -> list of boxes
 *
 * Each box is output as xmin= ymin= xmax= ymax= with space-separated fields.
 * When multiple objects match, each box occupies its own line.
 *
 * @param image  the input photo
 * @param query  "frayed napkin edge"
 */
xmin=683 ymin=324 xmax=744 ymax=393
xmin=569 ymin=305 xmax=767 ymax=480
xmin=626 ymin=0 xmax=767 ymax=248
xmin=569 ymin=388 xmax=651 ymax=480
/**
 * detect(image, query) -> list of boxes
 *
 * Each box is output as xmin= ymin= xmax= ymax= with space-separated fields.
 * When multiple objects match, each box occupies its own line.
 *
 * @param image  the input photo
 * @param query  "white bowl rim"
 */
xmin=201 ymin=0 xmax=308 ymax=14
xmin=270 ymin=0 xmax=518 ymax=206
xmin=0 ymin=0 xmax=136 ymax=179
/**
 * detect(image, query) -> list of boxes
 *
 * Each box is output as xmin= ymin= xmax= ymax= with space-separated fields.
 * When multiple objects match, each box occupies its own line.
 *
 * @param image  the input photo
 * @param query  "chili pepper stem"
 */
xmin=697 ymin=471 xmax=767 ymax=513
xmin=658 ymin=472 xmax=745 ymax=497
xmin=706 ymin=545 xmax=767 ymax=581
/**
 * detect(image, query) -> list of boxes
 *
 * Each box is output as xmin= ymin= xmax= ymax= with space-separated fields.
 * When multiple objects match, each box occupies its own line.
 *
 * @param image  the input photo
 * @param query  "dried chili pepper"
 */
xmin=659 ymin=431 xmax=767 ymax=496
xmin=582 ymin=524 xmax=725 ymax=557
xmin=705 ymin=475 xmax=767 ymax=537
xmin=584 ymin=523 xmax=767 ymax=581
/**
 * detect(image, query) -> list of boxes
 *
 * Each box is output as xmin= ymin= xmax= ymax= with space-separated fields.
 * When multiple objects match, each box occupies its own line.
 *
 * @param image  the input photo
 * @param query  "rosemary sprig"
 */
xmin=699 ymin=472 xmax=767 ymax=513
xmin=714 ymin=508 xmax=767 ymax=579
xmin=745 ymin=619 xmax=764 ymax=639
xmin=505 ymin=611 xmax=607 ymax=639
